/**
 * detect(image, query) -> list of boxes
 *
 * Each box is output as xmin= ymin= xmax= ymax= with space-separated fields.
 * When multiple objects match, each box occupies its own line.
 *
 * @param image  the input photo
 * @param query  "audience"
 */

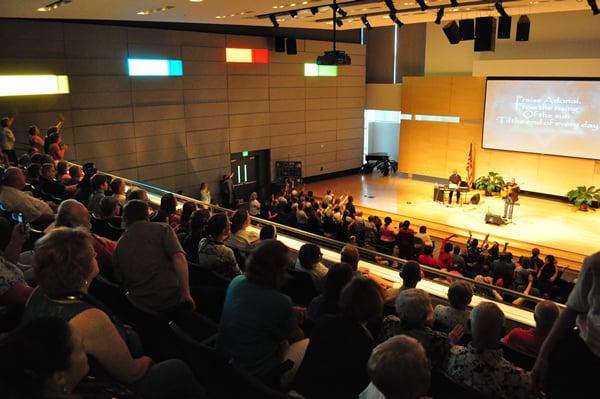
xmin=437 ymin=233 xmax=457 ymax=270
xmin=199 ymin=182 xmax=211 ymax=205
xmin=446 ymin=302 xmax=536 ymax=399
xmin=39 ymin=162 xmax=68 ymax=199
xmin=415 ymin=225 xmax=433 ymax=248
xmin=0 ymin=223 xmax=33 ymax=317
xmin=110 ymin=177 xmax=126 ymax=207
xmin=360 ymin=335 xmax=431 ymax=399
xmin=307 ymin=262 xmax=354 ymax=321
xmin=384 ymin=260 xmax=421 ymax=305
xmin=158 ymin=192 xmax=180 ymax=228
xmin=293 ymin=277 xmax=383 ymax=399
xmin=295 ymin=243 xmax=329 ymax=292
xmin=0 ymin=167 xmax=55 ymax=225
xmin=182 ymin=208 xmax=210 ymax=263
xmin=0 ymin=317 xmax=89 ymax=398
xmin=502 ymin=300 xmax=559 ymax=356
xmin=433 ymin=280 xmax=473 ymax=332
xmin=114 ymin=200 xmax=194 ymax=313
xmin=87 ymin=173 xmax=108 ymax=215
xmin=197 ymin=213 xmax=241 ymax=279
xmin=225 ymin=209 xmax=257 ymax=255
xmin=217 ymin=240 xmax=307 ymax=382
xmin=177 ymin=201 xmax=197 ymax=236
xmin=259 ymin=224 xmax=277 ymax=240
xmin=248 ymin=191 xmax=261 ymax=216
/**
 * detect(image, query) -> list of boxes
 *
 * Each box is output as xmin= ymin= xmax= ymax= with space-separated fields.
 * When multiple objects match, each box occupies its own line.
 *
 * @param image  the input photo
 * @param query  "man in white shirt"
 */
xmin=0 ymin=167 xmax=55 ymax=225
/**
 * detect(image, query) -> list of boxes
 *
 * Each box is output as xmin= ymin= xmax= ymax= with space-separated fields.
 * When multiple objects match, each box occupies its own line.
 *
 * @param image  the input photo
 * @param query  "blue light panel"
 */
xmin=127 ymin=58 xmax=183 ymax=76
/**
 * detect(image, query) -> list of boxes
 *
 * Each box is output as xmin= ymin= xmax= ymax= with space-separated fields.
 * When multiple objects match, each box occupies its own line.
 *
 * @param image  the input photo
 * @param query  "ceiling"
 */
xmin=0 ymin=0 xmax=595 ymax=30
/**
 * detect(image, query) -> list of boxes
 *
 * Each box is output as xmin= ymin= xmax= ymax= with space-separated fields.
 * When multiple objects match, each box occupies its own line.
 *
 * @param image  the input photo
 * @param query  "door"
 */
xmin=230 ymin=152 xmax=260 ymax=205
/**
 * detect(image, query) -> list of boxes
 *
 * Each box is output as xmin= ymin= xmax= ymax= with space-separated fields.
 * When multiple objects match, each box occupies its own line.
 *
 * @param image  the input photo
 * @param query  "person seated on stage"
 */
xmin=415 ymin=225 xmax=433 ymax=248
xmin=448 ymin=169 xmax=462 ymax=205
xmin=433 ymin=280 xmax=473 ymax=333
xmin=502 ymin=300 xmax=559 ymax=357
xmin=466 ymin=231 xmax=489 ymax=264
xmin=446 ymin=302 xmax=537 ymax=399
xmin=438 ymin=233 xmax=457 ymax=270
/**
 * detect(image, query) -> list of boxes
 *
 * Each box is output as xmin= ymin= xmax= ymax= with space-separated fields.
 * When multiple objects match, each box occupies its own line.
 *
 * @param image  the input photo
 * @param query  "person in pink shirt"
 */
xmin=379 ymin=216 xmax=397 ymax=254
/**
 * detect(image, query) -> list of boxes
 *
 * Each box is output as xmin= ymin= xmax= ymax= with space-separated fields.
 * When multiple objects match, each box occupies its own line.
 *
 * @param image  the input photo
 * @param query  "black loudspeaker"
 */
xmin=443 ymin=21 xmax=461 ymax=44
xmin=275 ymin=37 xmax=286 ymax=52
xmin=498 ymin=16 xmax=512 ymax=39
xmin=286 ymin=38 xmax=297 ymax=54
xmin=485 ymin=213 xmax=505 ymax=225
xmin=475 ymin=17 xmax=496 ymax=52
xmin=459 ymin=19 xmax=475 ymax=40
xmin=470 ymin=193 xmax=481 ymax=205
xmin=516 ymin=15 xmax=530 ymax=41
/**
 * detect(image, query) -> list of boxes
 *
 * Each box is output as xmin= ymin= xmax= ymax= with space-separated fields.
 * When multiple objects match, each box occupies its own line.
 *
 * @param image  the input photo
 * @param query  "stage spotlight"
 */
xmin=289 ymin=10 xmax=298 ymax=18
xmin=310 ymin=7 xmax=319 ymax=15
xmin=385 ymin=0 xmax=397 ymax=12
xmin=394 ymin=18 xmax=404 ymax=28
xmin=435 ymin=7 xmax=445 ymax=24
xmin=587 ymin=0 xmax=600 ymax=15
xmin=361 ymin=15 xmax=373 ymax=30
xmin=450 ymin=0 xmax=459 ymax=6
xmin=416 ymin=0 xmax=429 ymax=11
xmin=269 ymin=14 xmax=279 ymax=27
xmin=335 ymin=18 xmax=343 ymax=27
xmin=337 ymin=7 xmax=348 ymax=17
xmin=494 ymin=1 xmax=509 ymax=18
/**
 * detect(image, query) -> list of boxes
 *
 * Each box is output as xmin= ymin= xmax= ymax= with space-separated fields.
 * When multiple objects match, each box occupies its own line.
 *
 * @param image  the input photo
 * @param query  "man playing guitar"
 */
xmin=503 ymin=178 xmax=521 ymax=220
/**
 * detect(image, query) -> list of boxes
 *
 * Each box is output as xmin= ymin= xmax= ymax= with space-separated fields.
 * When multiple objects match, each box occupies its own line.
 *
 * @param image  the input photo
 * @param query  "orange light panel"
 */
xmin=226 ymin=48 xmax=253 ymax=63
xmin=252 ymin=49 xmax=269 ymax=63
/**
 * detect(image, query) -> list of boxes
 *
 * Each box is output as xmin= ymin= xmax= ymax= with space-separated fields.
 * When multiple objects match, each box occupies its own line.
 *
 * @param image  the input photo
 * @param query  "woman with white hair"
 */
xmin=379 ymin=288 xmax=463 ymax=369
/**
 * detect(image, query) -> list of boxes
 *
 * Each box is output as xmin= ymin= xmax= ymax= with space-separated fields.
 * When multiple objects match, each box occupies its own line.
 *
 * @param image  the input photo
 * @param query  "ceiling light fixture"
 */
xmin=335 ymin=18 xmax=344 ymax=27
xmin=494 ymin=1 xmax=509 ymax=17
xmin=137 ymin=5 xmax=175 ymax=16
xmin=337 ymin=7 xmax=348 ymax=17
xmin=37 ymin=0 xmax=72 ymax=12
xmin=435 ymin=7 xmax=445 ymax=24
xmin=310 ymin=7 xmax=319 ymax=15
xmin=361 ymin=15 xmax=373 ymax=30
xmin=416 ymin=0 xmax=429 ymax=11
xmin=269 ymin=14 xmax=280 ymax=27
xmin=290 ymin=10 xmax=298 ymax=18
xmin=450 ymin=0 xmax=459 ymax=6
xmin=587 ymin=0 xmax=600 ymax=15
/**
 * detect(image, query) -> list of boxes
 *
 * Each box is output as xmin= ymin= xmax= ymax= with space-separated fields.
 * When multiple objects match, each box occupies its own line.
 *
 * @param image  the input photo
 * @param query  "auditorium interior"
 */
xmin=0 ymin=1 xmax=599 ymax=398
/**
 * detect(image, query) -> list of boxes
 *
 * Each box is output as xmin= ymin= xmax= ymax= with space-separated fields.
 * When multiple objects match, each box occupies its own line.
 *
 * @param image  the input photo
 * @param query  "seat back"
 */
xmin=169 ymin=322 xmax=291 ymax=399
xmin=501 ymin=342 xmax=536 ymax=371
xmin=90 ymin=215 xmax=123 ymax=241
xmin=281 ymin=269 xmax=319 ymax=307
xmin=429 ymin=370 xmax=488 ymax=399
xmin=188 ymin=263 xmax=230 ymax=322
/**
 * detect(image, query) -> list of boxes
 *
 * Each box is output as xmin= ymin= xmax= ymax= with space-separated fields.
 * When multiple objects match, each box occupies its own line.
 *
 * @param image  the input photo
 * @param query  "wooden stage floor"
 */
xmin=307 ymin=174 xmax=599 ymax=271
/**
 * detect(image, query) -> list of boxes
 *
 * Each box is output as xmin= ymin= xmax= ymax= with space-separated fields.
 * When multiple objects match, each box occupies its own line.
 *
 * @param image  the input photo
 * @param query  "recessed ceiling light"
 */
xmin=137 ymin=5 xmax=175 ymax=15
xmin=189 ymin=0 xmax=203 ymax=2
xmin=37 ymin=0 xmax=73 ymax=12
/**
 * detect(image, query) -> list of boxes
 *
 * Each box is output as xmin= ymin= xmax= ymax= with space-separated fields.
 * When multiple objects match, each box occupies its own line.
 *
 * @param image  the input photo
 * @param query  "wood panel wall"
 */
xmin=0 ymin=20 xmax=366 ymax=198
xmin=399 ymin=76 xmax=600 ymax=196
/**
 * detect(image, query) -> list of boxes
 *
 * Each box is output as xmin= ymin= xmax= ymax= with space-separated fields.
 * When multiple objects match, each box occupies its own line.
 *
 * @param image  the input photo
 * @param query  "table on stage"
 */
xmin=433 ymin=184 xmax=469 ymax=206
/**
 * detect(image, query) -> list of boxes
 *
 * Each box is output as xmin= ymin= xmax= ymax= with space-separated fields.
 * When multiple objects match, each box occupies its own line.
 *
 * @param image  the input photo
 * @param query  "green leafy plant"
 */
xmin=566 ymin=185 xmax=600 ymax=211
xmin=474 ymin=172 xmax=505 ymax=196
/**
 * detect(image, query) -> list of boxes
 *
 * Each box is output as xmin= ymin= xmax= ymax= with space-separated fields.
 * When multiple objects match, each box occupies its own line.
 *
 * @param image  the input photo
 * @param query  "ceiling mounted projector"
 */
xmin=316 ymin=50 xmax=351 ymax=65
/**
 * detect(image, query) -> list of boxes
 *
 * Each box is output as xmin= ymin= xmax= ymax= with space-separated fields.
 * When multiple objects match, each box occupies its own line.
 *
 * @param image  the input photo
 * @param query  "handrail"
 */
xmin=94 ymin=167 xmax=562 ymax=309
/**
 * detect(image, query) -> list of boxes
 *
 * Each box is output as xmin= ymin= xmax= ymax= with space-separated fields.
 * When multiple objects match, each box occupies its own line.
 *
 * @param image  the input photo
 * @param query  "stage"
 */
xmin=307 ymin=174 xmax=599 ymax=271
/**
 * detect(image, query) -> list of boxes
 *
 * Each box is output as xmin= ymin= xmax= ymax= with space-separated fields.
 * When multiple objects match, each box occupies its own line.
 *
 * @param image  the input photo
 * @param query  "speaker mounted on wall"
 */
xmin=275 ymin=37 xmax=286 ymax=52
xmin=516 ymin=15 xmax=530 ymax=41
xmin=443 ymin=21 xmax=461 ymax=44
xmin=286 ymin=38 xmax=297 ymax=55
xmin=475 ymin=16 xmax=496 ymax=52
xmin=498 ymin=16 xmax=512 ymax=39
xmin=459 ymin=19 xmax=475 ymax=40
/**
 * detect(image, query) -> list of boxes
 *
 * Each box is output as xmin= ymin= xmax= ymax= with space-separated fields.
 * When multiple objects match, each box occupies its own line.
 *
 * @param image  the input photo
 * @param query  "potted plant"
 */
xmin=474 ymin=172 xmax=505 ymax=196
xmin=566 ymin=185 xmax=600 ymax=211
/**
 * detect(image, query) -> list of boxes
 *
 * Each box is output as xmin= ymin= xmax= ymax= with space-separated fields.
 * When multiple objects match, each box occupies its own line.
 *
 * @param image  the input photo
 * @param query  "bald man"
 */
xmin=446 ymin=302 xmax=535 ymax=399
xmin=0 ymin=167 xmax=55 ymax=225
xmin=448 ymin=169 xmax=462 ymax=205
xmin=502 ymin=300 xmax=559 ymax=356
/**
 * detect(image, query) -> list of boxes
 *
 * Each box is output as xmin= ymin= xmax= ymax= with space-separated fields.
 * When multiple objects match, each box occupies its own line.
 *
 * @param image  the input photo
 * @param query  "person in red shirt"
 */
xmin=417 ymin=246 xmax=443 ymax=270
xmin=502 ymin=299 xmax=559 ymax=356
xmin=438 ymin=233 xmax=457 ymax=270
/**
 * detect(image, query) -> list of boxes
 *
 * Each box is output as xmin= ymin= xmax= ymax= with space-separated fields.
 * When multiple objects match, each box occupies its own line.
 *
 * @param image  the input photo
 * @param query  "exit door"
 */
xmin=231 ymin=153 xmax=258 ymax=204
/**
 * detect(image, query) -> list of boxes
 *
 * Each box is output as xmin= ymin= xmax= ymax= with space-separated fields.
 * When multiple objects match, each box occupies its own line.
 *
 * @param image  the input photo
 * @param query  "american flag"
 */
xmin=467 ymin=143 xmax=474 ymax=189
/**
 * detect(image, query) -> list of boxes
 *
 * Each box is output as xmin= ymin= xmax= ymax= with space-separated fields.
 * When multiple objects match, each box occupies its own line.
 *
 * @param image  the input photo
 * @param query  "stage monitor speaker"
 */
xmin=475 ymin=16 xmax=496 ymax=52
xmin=516 ymin=15 xmax=530 ymax=41
xmin=286 ymin=38 xmax=297 ymax=54
xmin=275 ymin=37 xmax=286 ymax=52
xmin=459 ymin=19 xmax=475 ymax=40
xmin=498 ymin=16 xmax=512 ymax=39
xmin=485 ymin=213 xmax=505 ymax=225
xmin=443 ymin=21 xmax=461 ymax=44
xmin=470 ymin=193 xmax=481 ymax=205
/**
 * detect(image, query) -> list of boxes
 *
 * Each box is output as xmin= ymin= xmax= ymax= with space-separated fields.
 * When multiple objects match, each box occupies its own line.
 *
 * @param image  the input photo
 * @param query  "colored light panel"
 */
xmin=127 ymin=58 xmax=183 ymax=76
xmin=304 ymin=63 xmax=338 ymax=77
xmin=226 ymin=48 xmax=269 ymax=63
xmin=0 ymin=75 xmax=69 ymax=97
xmin=414 ymin=114 xmax=461 ymax=123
